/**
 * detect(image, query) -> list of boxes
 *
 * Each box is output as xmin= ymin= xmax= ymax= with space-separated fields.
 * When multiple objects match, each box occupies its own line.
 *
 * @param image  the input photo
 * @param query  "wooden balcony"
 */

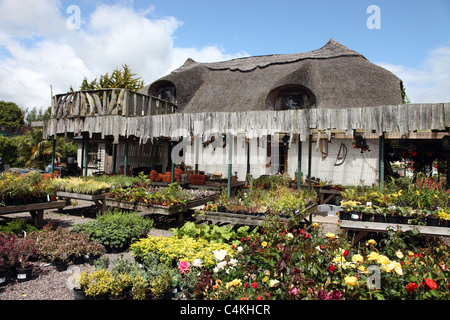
xmin=51 ymin=88 xmax=177 ymax=119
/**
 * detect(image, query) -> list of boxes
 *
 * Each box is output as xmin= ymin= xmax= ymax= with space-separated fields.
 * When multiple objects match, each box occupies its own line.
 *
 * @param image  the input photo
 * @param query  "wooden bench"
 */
xmin=196 ymin=203 xmax=318 ymax=228
xmin=339 ymin=219 xmax=450 ymax=245
xmin=0 ymin=200 xmax=66 ymax=227
xmin=105 ymin=195 xmax=219 ymax=225
xmin=56 ymin=191 xmax=107 ymax=213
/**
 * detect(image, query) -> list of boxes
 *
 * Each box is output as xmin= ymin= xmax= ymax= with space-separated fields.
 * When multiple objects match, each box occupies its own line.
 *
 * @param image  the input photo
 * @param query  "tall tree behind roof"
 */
xmin=80 ymin=64 xmax=144 ymax=91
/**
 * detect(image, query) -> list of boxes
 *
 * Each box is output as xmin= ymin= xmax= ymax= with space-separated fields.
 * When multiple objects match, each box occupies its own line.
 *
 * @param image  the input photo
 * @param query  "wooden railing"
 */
xmin=51 ymin=89 xmax=177 ymax=119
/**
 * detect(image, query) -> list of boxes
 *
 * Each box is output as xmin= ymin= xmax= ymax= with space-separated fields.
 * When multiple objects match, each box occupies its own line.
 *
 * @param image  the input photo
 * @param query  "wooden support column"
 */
xmin=124 ymin=138 xmax=129 ymax=177
xmin=379 ymin=133 xmax=385 ymax=190
xmin=51 ymin=137 xmax=56 ymax=174
xmin=83 ymin=134 xmax=89 ymax=177
xmin=227 ymin=133 xmax=233 ymax=199
xmin=246 ymin=138 xmax=250 ymax=185
xmin=308 ymin=134 xmax=312 ymax=192
xmin=80 ymin=136 xmax=85 ymax=175
xmin=297 ymin=136 xmax=302 ymax=190
xmin=112 ymin=144 xmax=117 ymax=174
xmin=194 ymin=135 xmax=200 ymax=174
xmin=150 ymin=138 xmax=156 ymax=171
xmin=170 ymin=140 xmax=175 ymax=184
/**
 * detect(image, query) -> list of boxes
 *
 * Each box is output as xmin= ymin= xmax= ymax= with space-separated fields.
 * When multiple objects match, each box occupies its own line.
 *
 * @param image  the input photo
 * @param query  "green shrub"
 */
xmin=0 ymin=218 xmax=38 ymax=236
xmin=73 ymin=209 xmax=154 ymax=251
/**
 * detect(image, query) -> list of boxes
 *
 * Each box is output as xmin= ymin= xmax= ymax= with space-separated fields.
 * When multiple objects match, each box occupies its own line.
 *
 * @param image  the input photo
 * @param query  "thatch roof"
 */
xmin=142 ymin=39 xmax=403 ymax=113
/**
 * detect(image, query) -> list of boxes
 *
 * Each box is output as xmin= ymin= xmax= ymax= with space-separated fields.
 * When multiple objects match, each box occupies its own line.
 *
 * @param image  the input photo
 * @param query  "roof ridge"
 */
xmin=173 ymin=39 xmax=362 ymax=73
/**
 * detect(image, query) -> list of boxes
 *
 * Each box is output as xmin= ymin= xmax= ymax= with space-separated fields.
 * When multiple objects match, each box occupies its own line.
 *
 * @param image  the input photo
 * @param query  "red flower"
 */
xmin=424 ymin=278 xmax=437 ymax=290
xmin=405 ymin=282 xmax=418 ymax=292
xmin=257 ymin=296 xmax=262 ymax=300
xmin=328 ymin=265 xmax=335 ymax=273
xmin=252 ymin=282 xmax=258 ymax=289
xmin=343 ymin=250 xmax=349 ymax=257
xmin=244 ymin=283 xmax=249 ymax=289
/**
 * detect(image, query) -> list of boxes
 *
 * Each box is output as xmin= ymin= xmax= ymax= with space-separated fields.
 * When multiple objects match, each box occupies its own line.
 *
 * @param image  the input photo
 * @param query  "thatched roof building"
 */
xmin=142 ymin=39 xmax=403 ymax=113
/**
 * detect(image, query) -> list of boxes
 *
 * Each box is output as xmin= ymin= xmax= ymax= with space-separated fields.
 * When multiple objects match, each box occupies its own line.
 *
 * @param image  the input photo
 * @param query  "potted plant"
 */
xmin=109 ymin=272 xmax=134 ymax=300
xmin=425 ymin=210 xmax=440 ymax=226
xmin=16 ymin=237 xmax=38 ymax=282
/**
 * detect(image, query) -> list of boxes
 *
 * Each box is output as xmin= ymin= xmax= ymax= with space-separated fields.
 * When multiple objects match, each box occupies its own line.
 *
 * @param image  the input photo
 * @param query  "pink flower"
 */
xmin=289 ymin=287 xmax=299 ymax=295
xmin=178 ymin=261 xmax=190 ymax=274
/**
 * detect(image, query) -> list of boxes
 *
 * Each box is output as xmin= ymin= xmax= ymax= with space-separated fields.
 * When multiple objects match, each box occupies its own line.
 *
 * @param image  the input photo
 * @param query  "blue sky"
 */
xmin=0 ymin=0 xmax=449 ymax=108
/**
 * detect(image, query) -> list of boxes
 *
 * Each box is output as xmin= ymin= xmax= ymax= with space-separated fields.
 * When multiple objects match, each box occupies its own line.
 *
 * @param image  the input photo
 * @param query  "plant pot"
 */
xmin=16 ymin=266 xmax=33 ymax=282
xmin=53 ymin=260 xmax=68 ymax=272
xmin=349 ymin=211 xmax=361 ymax=221
xmin=386 ymin=214 xmax=400 ymax=224
xmin=339 ymin=211 xmax=350 ymax=221
xmin=400 ymin=216 xmax=413 ymax=225
xmin=426 ymin=217 xmax=440 ymax=226
xmin=373 ymin=214 xmax=385 ymax=223
xmin=361 ymin=213 xmax=373 ymax=222
xmin=73 ymin=288 xmax=88 ymax=300
xmin=0 ymin=268 xmax=8 ymax=286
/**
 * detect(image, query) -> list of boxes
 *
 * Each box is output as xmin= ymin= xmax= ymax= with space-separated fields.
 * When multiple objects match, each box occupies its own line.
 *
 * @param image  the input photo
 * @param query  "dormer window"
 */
xmin=153 ymin=82 xmax=176 ymax=104
xmin=266 ymin=85 xmax=315 ymax=110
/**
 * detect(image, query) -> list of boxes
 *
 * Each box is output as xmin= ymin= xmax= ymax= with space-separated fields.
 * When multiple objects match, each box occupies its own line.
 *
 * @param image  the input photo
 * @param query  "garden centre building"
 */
xmin=43 ymin=39 xmax=450 ymax=187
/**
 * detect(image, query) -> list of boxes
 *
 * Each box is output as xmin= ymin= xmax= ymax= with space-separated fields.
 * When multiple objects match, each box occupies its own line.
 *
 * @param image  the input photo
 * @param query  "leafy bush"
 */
xmin=29 ymin=227 xmax=105 ymax=263
xmin=72 ymin=209 xmax=154 ymax=251
xmin=130 ymin=235 xmax=234 ymax=267
xmin=170 ymin=221 xmax=258 ymax=246
xmin=0 ymin=218 xmax=38 ymax=236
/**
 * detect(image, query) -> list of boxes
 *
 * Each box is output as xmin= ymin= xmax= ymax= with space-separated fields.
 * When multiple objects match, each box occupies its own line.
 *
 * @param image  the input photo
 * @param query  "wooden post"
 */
xmin=150 ymin=138 xmax=156 ymax=171
xmin=379 ymin=133 xmax=385 ymax=190
xmin=227 ymin=133 xmax=233 ymax=199
xmin=297 ymin=136 xmax=302 ymax=190
xmin=308 ymin=134 xmax=312 ymax=192
xmin=80 ymin=136 xmax=85 ymax=175
xmin=124 ymin=138 xmax=129 ymax=177
xmin=112 ymin=144 xmax=117 ymax=174
xmin=246 ymin=138 xmax=250 ymax=185
xmin=51 ymin=137 xmax=56 ymax=174
xmin=170 ymin=140 xmax=175 ymax=184
xmin=194 ymin=135 xmax=199 ymax=174
xmin=83 ymin=134 xmax=89 ymax=177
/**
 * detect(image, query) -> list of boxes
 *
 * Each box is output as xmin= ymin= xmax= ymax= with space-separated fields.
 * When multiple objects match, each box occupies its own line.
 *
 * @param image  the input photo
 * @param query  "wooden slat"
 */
xmin=339 ymin=220 xmax=450 ymax=237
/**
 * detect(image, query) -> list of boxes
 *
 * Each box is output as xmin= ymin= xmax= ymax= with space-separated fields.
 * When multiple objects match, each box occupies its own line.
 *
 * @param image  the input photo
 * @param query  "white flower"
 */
xmin=192 ymin=259 xmax=203 ymax=267
xmin=216 ymin=261 xmax=227 ymax=270
xmin=213 ymin=249 xmax=228 ymax=262
xmin=237 ymin=246 xmax=243 ymax=252
xmin=228 ymin=258 xmax=238 ymax=266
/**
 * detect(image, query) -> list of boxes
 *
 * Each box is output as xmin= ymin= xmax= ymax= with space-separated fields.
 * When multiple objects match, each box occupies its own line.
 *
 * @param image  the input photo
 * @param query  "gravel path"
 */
xmin=0 ymin=200 xmax=173 ymax=300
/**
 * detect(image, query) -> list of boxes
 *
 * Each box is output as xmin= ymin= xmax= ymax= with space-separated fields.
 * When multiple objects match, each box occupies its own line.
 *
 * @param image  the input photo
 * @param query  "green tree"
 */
xmin=15 ymin=128 xmax=77 ymax=170
xmin=80 ymin=64 xmax=144 ymax=91
xmin=0 ymin=101 xmax=25 ymax=129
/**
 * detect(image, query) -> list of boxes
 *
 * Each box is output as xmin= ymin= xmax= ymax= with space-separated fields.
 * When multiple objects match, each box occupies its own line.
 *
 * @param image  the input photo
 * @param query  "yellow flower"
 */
xmin=268 ymin=279 xmax=280 ymax=288
xmin=415 ymin=190 xmax=420 ymax=196
xmin=358 ymin=266 xmax=368 ymax=274
xmin=262 ymin=276 xmax=269 ymax=283
xmin=326 ymin=233 xmax=336 ymax=239
xmin=408 ymin=251 xmax=415 ymax=256
xmin=395 ymin=250 xmax=404 ymax=259
xmin=344 ymin=276 xmax=358 ymax=287
xmin=261 ymin=241 xmax=268 ymax=248
xmin=391 ymin=261 xmax=403 ymax=275
xmin=312 ymin=222 xmax=319 ymax=228
xmin=377 ymin=254 xmax=390 ymax=266
xmin=367 ymin=252 xmax=379 ymax=261
xmin=352 ymin=254 xmax=364 ymax=264
xmin=366 ymin=239 xmax=377 ymax=246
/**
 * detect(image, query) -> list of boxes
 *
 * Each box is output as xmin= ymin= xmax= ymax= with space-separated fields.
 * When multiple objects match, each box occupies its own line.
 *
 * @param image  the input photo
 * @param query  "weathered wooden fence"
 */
xmin=51 ymin=89 xmax=177 ymax=119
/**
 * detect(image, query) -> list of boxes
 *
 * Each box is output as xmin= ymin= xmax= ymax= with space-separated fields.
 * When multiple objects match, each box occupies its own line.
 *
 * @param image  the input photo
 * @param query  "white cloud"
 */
xmin=376 ymin=45 xmax=450 ymax=103
xmin=0 ymin=1 xmax=246 ymax=109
